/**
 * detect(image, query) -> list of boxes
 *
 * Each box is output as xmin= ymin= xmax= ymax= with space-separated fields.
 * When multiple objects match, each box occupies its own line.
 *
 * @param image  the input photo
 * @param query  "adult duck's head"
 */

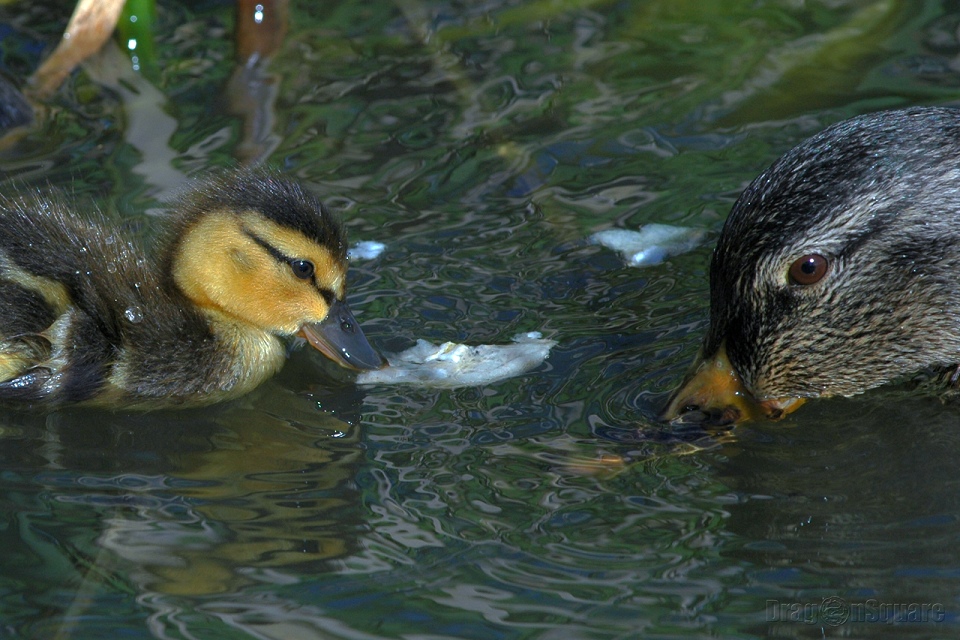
xmin=661 ymin=107 xmax=960 ymax=426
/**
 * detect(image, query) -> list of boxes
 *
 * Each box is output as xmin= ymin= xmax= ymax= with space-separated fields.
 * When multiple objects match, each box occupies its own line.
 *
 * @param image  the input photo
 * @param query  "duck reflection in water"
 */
xmin=16 ymin=381 xmax=368 ymax=597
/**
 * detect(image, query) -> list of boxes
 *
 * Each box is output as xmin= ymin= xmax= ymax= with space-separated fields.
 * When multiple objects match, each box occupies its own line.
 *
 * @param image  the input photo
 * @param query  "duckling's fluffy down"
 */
xmin=0 ymin=172 xmax=356 ymax=407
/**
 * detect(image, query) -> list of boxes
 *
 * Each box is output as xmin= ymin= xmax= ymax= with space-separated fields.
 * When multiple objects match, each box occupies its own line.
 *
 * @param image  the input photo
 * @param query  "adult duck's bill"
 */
xmin=660 ymin=343 xmax=804 ymax=426
xmin=299 ymin=299 xmax=386 ymax=371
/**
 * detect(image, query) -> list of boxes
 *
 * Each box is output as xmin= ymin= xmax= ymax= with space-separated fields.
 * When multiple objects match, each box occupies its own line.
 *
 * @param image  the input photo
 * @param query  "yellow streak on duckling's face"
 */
xmin=171 ymin=209 xmax=345 ymax=335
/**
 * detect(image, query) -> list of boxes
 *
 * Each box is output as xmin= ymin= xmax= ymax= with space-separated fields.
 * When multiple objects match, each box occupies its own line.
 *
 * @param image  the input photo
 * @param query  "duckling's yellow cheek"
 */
xmin=229 ymin=248 xmax=255 ymax=272
xmin=214 ymin=260 xmax=336 ymax=334
xmin=172 ymin=209 xmax=349 ymax=335
xmin=256 ymin=272 xmax=326 ymax=325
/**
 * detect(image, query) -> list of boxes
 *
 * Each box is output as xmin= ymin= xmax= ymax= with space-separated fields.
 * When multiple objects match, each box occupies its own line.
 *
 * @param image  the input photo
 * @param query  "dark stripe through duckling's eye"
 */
xmin=242 ymin=228 xmax=336 ymax=302
xmin=788 ymin=254 xmax=829 ymax=286
xmin=242 ymin=228 xmax=315 ymax=279
xmin=318 ymin=288 xmax=336 ymax=305
xmin=243 ymin=229 xmax=287 ymax=263
xmin=289 ymin=259 xmax=315 ymax=279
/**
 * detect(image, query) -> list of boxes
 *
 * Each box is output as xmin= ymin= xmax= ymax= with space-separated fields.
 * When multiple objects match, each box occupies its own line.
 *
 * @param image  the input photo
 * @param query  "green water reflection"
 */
xmin=0 ymin=0 xmax=959 ymax=638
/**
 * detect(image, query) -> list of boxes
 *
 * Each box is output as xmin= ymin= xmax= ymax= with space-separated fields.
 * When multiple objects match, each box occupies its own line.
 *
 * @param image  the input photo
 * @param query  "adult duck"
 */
xmin=662 ymin=107 xmax=960 ymax=424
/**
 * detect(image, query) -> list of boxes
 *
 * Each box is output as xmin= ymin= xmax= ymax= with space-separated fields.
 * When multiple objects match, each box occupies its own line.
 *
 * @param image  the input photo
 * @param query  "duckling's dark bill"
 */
xmin=660 ymin=344 xmax=804 ymax=425
xmin=299 ymin=299 xmax=385 ymax=371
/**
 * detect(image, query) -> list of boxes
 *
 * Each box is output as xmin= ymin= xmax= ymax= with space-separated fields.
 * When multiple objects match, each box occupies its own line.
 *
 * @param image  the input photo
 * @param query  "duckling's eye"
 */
xmin=788 ymin=254 xmax=829 ymax=286
xmin=289 ymin=259 xmax=315 ymax=280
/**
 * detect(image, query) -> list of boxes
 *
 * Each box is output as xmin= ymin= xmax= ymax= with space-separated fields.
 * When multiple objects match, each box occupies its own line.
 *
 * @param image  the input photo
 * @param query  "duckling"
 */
xmin=0 ymin=171 xmax=384 ymax=408
xmin=661 ymin=106 xmax=960 ymax=425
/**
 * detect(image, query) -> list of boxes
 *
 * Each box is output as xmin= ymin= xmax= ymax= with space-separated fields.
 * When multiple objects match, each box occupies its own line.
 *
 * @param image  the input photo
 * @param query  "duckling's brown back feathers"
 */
xmin=0 ymin=189 xmax=229 ymax=404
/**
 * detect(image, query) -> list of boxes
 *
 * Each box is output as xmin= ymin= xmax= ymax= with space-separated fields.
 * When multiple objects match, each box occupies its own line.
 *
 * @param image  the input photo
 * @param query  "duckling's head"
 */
xmin=661 ymin=107 xmax=960 ymax=425
xmin=167 ymin=172 xmax=384 ymax=371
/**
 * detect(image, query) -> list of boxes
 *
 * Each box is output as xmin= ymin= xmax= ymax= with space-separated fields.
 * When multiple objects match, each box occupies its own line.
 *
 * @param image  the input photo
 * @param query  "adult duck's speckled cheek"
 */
xmin=659 ymin=341 xmax=805 ymax=425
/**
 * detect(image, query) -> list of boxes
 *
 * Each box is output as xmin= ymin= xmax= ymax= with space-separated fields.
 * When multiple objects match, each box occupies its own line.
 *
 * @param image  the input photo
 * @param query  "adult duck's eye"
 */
xmin=788 ymin=254 xmax=829 ymax=286
xmin=290 ymin=259 xmax=315 ymax=280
